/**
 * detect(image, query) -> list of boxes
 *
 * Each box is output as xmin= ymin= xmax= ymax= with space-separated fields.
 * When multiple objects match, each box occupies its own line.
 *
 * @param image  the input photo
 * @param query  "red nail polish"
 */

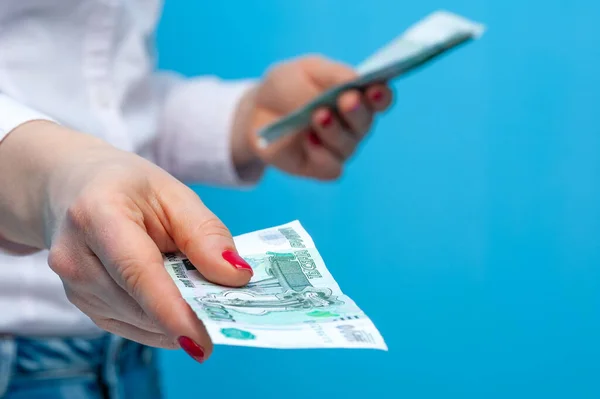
xmin=371 ymin=90 xmax=384 ymax=102
xmin=308 ymin=131 xmax=322 ymax=146
xmin=222 ymin=250 xmax=253 ymax=275
xmin=178 ymin=336 xmax=205 ymax=363
xmin=319 ymin=112 xmax=333 ymax=128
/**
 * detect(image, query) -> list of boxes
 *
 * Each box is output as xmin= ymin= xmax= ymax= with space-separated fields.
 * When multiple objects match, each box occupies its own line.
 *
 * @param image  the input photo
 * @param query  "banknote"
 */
xmin=257 ymin=10 xmax=485 ymax=148
xmin=164 ymin=220 xmax=387 ymax=350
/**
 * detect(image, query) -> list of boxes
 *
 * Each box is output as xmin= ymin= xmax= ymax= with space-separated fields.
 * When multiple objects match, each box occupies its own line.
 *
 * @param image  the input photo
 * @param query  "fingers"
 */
xmin=302 ymin=130 xmax=343 ymax=180
xmin=311 ymin=109 xmax=357 ymax=159
xmin=72 ymin=179 xmax=252 ymax=363
xmin=88 ymin=216 xmax=216 ymax=362
xmin=333 ymin=84 xmax=393 ymax=138
xmin=364 ymin=84 xmax=394 ymax=111
xmin=48 ymin=233 xmax=167 ymax=345
xmin=66 ymin=277 xmax=164 ymax=335
xmin=78 ymin=254 xmax=165 ymax=334
xmin=305 ymin=84 xmax=395 ymax=164
xmin=337 ymin=90 xmax=372 ymax=138
xmin=159 ymin=184 xmax=252 ymax=288
xmin=306 ymin=89 xmax=373 ymax=162
xmin=93 ymin=317 xmax=178 ymax=349
xmin=50 ymin=231 xmax=164 ymax=334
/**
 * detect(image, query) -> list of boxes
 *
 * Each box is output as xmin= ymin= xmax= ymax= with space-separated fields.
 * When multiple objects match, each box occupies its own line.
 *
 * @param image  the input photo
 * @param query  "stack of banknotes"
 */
xmin=258 ymin=10 xmax=485 ymax=148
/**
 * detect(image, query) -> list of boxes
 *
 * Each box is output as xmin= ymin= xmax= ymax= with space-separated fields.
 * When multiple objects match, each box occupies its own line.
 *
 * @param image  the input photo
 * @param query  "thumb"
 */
xmin=90 ymin=217 xmax=216 ymax=361
xmin=161 ymin=184 xmax=252 ymax=287
xmin=300 ymin=56 xmax=358 ymax=89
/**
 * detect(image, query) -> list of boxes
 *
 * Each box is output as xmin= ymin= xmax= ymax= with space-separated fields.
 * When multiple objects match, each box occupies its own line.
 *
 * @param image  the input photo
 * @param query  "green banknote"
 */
xmin=257 ymin=10 xmax=485 ymax=148
xmin=164 ymin=221 xmax=387 ymax=350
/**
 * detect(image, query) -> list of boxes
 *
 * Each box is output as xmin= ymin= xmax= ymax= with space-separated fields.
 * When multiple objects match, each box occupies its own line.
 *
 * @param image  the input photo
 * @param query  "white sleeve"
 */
xmin=153 ymin=74 xmax=265 ymax=186
xmin=0 ymin=94 xmax=56 ymax=141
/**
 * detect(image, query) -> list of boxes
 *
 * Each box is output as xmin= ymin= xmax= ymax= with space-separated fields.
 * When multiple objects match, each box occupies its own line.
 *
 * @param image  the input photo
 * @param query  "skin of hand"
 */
xmin=231 ymin=55 xmax=394 ymax=180
xmin=0 ymin=121 xmax=255 ymax=363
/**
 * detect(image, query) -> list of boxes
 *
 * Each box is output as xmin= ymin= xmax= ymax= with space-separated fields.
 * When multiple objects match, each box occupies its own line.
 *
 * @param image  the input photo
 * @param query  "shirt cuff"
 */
xmin=157 ymin=77 xmax=265 ymax=186
xmin=0 ymin=94 xmax=56 ymax=142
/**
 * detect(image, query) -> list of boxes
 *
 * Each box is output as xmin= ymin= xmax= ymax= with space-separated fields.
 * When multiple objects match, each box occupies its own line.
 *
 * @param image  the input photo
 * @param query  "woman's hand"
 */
xmin=232 ymin=55 xmax=394 ymax=180
xmin=0 ymin=121 xmax=253 ymax=363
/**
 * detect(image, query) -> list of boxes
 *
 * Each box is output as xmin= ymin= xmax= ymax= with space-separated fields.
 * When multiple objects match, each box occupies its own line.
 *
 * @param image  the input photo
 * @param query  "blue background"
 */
xmin=156 ymin=1 xmax=600 ymax=398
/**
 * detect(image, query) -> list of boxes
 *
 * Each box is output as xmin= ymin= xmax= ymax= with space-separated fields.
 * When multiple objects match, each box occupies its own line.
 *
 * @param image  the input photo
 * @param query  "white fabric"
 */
xmin=0 ymin=96 xmax=55 ymax=139
xmin=0 ymin=0 xmax=258 ymax=336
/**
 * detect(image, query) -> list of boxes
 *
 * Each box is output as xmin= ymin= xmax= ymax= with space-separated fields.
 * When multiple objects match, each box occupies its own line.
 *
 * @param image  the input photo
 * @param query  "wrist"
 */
xmin=0 ymin=120 xmax=107 ymax=248
xmin=230 ymin=86 xmax=262 ymax=169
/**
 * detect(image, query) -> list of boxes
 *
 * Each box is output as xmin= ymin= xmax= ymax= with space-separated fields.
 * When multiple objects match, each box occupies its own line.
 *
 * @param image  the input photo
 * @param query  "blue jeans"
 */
xmin=0 ymin=334 xmax=162 ymax=399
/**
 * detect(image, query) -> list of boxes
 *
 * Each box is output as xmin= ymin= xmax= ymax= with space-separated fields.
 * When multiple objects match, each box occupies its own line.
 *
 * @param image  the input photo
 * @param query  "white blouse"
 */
xmin=0 ymin=0 xmax=256 ymax=336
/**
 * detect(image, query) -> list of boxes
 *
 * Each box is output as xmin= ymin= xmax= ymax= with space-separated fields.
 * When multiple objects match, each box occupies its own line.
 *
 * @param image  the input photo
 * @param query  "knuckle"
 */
xmin=65 ymin=197 xmax=94 ymax=232
xmin=301 ymin=54 xmax=325 ymax=67
xmin=47 ymin=246 xmax=86 ymax=284
xmin=158 ymin=334 xmax=178 ymax=350
xmin=116 ymin=257 xmax=144 ymax=298
xmin=264 ymin=60 xmax=283 ymax=75
xmin=264 ymin=60 xmax=292 ymax=82
xmin=199 ymin=217 xmax=232 ymax=239
xmin=149 ymin=295 xmax=169 ymax=325
xmin=93 ymin=317 xmax=119 ymax=333
xmin=310 ymin=154 xmax=343 ymax=180
xmin=47 ymin=246 xmax=68 ymax=273
xmin=321 ymin=165 xmax=343 ymax=181
xmin=183 ymin=217 xmax=231 ymax=254
xmin=137 ymin=307 xmax=162 ymax=332
xmin=67 ymin=190 xmax=132 ymax=235
xmin=337 ymin=132 xmax=358 ymax=158
xmin=329 ymin=169 xmax=343 ymax=180
xmin=341 ymin=146 xmax=356 ymax=160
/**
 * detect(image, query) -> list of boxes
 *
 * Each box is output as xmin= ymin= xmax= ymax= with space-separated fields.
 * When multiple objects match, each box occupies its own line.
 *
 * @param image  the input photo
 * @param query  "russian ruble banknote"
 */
xmin=164 ymin=220 xmax=387 ymax=350
xmin=258 ymin=10 xmax=486 ymax=148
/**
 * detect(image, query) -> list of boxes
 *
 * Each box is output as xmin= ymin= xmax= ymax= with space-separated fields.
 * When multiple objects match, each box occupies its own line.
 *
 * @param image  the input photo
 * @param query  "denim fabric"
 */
xmin=0 ymin=334 xmax=162 ymax=399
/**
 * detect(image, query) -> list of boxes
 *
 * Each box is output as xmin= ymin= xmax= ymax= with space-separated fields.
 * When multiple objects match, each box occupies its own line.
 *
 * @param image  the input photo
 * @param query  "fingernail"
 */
xmin=308 ymin=131 xmax=322 ymax=146
xmin=222 ymin=250 xmax=253 ymax=275
xmin=318 ymin=112 xmax=333 ymax=128
xmin=178 ymin=336 xmax=205 ymax=363
xmin=371 ymin=90 xmax=384 ymax=102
